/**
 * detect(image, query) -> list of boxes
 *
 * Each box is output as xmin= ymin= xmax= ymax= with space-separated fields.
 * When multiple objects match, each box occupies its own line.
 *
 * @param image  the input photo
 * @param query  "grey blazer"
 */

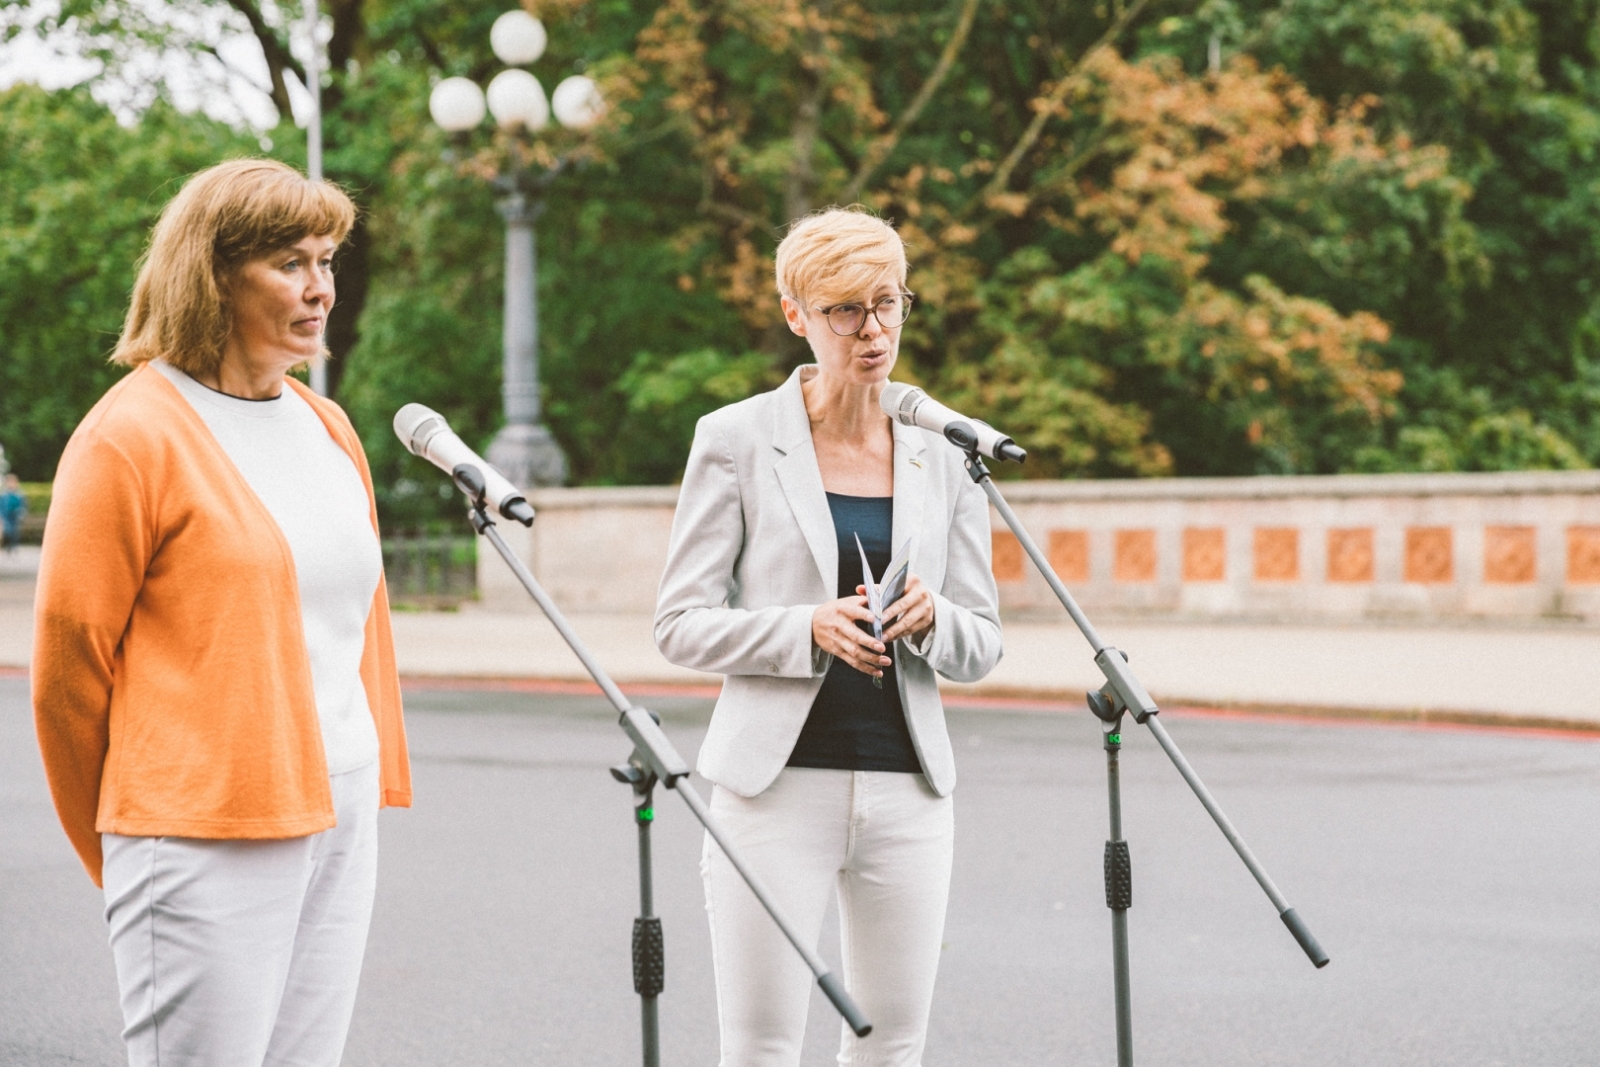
xmin=654 ymin=365 xmax=1003 ymax=797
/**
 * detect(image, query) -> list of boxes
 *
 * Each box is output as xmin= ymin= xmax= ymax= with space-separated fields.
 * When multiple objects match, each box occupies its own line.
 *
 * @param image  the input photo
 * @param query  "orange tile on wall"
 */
xmin=1568 ymin=526 xmax=1600 ymax=584
xmin=992 ymin=531 xmax=1025 ymax=583
xmin=1326 ymin=528 xmax=1374 ymax=583
xmin=1114 ymin=529 xmax=1157 ymax=583
xmin=1484 ymin=526 xmax=1536 ymax=584
xmin=1253 ymin=527 xmax=1300 ymax=582
xmin=1405 ymin=527 xmax=1453 ymax=584
xmin=1182 ymin=527 xmax=1226 ymax=582
xmin=1048 ymin=529 xmax=1089 ymax=583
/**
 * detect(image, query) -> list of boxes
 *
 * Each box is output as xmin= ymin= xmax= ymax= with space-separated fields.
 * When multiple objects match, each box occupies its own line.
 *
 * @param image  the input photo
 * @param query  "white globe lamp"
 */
xmin=551 ymin=75 xmax=605 ymax=130
xmin=429 ymin=77 xmax=486 ymax=132
xmin=487 ymin=69 xmax=549 ymax=130
xmin=491 ymin=10 xmax=547 ymax=66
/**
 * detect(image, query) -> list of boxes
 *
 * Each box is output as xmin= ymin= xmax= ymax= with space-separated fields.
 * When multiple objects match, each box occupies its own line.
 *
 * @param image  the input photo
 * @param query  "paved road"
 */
xmin=9 ymin=542 xmax=1600 ymax=721
xmin=6 ymin=676 xmax=1600 ymax=1066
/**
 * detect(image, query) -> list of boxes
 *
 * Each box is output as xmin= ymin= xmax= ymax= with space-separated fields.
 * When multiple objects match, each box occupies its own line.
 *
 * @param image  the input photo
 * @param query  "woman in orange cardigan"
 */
xmin=33 ymin=158 xmax=410 ymax=1067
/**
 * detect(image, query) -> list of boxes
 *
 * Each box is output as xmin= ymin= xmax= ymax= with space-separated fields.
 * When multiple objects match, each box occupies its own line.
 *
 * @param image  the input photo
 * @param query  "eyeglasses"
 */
xmin=813 ymin=292 xmax=915 ymax=336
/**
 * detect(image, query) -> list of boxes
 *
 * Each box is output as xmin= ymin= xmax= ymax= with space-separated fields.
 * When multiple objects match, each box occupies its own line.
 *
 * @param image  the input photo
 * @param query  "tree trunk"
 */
xmin=324 ymin=209 xmax=369 ymax=397
xmin=317 ymin=0 xmax=369 ymax=398
xmin=784 ymin=8 xmax=826 ymax=225
xmin=764 ymin=6 xmax=828 ymax=366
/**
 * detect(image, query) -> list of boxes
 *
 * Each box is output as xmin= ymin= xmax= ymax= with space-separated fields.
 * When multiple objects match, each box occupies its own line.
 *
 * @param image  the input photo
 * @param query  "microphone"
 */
xmin=392 ymin=404 xmax=536 ymax=526
xmin=878 ymin=382 xmax=1026 ymax=463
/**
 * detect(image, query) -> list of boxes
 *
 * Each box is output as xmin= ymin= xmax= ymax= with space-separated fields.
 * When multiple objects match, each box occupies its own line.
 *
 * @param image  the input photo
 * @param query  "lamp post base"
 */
xmin=487 ymin=421 xmax=569 ymax=489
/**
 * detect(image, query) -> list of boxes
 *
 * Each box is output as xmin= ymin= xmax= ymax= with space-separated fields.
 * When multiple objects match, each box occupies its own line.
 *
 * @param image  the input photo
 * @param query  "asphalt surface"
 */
xmin=5 ymin=674 xmax=1600 ymax=1066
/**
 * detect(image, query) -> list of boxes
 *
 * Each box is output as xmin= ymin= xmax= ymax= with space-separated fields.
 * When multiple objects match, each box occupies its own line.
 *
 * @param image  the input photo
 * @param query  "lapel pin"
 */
xmin=909 ymin=457 xmax=923 ymax=468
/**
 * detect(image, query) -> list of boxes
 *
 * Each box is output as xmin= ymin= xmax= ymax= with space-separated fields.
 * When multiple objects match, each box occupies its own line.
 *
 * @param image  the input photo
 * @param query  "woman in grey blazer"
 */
xmin=655 ymin=208 xmax=1002 ymax=1067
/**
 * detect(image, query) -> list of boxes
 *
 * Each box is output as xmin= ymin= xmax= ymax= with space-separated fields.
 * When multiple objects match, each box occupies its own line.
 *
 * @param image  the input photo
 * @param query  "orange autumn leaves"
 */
xmin=625 ymin=5 xmax=1445 ymax=475
xmin=1059 ymin=50 xmax=1414 ymax=471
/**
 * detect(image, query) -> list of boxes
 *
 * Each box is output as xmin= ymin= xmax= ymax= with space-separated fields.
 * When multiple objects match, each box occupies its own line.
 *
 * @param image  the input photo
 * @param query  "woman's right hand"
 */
xmin=812 ymin=595 xmax=892 ymax=678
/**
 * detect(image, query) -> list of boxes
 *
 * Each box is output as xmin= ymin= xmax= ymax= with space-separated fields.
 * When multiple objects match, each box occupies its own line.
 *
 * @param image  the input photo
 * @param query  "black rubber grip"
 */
xmin=632 ymin=917 xmax=665 ymax=996
xmin=1104 ymin=840 xmax=1132 ymax=910
xmin=1280 ymin=908 xmax=1329 ymax=968
xmin=817 ymin=972 xmax=873 ymax=1037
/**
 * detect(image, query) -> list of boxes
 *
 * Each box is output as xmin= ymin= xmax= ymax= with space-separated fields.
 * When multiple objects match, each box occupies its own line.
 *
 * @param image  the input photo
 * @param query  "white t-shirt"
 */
xmin=154 ymin=360 xmax=382 ymax=775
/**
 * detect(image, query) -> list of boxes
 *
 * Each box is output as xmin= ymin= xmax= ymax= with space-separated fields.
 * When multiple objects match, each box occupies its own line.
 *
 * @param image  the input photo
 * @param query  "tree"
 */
xmin=1215 ymin=0 xmax=1600 ymax=469
xmin=3 ymin=0 xmax=478 ymax=399
xmin=5 ymin=0 xmax=1598 ymax=500
xmin=621 ymin=0 xmax=1450 ymax=475
xmin=0 ymin=83 xmax=256 ymax=480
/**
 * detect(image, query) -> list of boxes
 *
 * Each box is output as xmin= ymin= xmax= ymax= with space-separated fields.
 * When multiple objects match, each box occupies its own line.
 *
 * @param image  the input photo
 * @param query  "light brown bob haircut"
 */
xmin=774 ymin=206 xmax=907 ymax=310
xmin=111 ymin=158 xmax=356 ymax=375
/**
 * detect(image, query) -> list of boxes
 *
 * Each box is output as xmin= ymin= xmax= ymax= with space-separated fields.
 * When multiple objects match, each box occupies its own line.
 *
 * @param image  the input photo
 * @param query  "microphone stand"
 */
xmin=446 ymin=464 xmax=872 ymax=1067
xmin=942 ymin=428 xmax=1329 ymax=1067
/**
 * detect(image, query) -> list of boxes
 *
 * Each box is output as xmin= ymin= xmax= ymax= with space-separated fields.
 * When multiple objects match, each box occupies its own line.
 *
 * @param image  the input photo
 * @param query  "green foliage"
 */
xmin=321 ymin=61 xmax=506 ymax=530
xmin=330 ymin=46 xmax=749 ymax=522
xmin=0 ymin=84 xmax=258 ymax=480
xmin=1355 ymin=406 xmax=1589 ymax=472
xmin=937 ymin=247 xmax=1174 ymax=478
xmin=614 ymin=348 xmax=783 ymax=483
xmin=18 ymin=482 xmax=50 ymax=514
xmin=6 ymin=0 xmax=1600 ymax=497
xmin=1234 ymin=0 xmax=1600 ymax=469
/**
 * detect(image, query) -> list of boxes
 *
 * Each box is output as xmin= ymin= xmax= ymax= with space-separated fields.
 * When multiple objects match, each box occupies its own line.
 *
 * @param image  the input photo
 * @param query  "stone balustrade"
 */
xmin=479 ymin=471 xmax=1600 ymax=624
xmin=988 ymin=471 xmax=1600 ymax=622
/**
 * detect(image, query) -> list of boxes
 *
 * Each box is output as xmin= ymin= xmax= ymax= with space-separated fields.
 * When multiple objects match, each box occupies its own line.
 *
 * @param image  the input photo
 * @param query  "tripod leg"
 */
xmin=476 ymin=517 xmax=873 ymax=1035
xmin=972 ymin=473 xmax=1330 ymax=972
xmin=633 ymin=785 xmax=663 ymax=1067
xmin=670 ymin=781 xmax=873 ymax=1037
xmin=1103 ymin=717 xmax=1134 ymax=1067
xmin=1142 ymin=717 xmax=1330 ymax=969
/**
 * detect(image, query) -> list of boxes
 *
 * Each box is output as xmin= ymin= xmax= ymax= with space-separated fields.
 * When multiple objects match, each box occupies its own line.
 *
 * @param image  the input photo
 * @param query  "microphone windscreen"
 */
xmin=878 ymin=382 xmax=923 ymax=424
xmin=393 ymin=403 xmax=441 ymax=455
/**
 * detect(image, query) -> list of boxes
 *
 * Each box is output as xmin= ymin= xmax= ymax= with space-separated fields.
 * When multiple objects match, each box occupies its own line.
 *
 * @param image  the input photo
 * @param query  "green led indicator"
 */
xmin=639 ymin=807 xmax=655 ymax=822
xmin=1109 ymin=734 xmax=1121 ymax=744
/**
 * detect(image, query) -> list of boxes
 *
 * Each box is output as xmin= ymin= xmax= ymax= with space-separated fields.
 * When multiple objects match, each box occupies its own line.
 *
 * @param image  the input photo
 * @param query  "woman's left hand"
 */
xmin=881 ymin=573 xmax=935 ymax=645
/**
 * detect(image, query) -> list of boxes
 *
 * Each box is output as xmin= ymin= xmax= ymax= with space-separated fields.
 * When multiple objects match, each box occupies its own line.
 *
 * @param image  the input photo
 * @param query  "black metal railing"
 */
xmin=382 ymin=535 xmax=477 ymax=609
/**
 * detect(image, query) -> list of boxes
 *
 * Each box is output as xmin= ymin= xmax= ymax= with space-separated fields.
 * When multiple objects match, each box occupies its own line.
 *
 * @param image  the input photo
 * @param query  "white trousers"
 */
xmin=101 ymin=761 xmax=379 ymax=1067
xmin=702 ymin=768 xmax=954 ymax=1067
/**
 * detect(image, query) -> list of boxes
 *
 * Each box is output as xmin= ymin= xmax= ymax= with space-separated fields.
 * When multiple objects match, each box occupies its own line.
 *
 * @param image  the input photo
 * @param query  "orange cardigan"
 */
xmin=32 ymin=363 xmax=411 ymax=887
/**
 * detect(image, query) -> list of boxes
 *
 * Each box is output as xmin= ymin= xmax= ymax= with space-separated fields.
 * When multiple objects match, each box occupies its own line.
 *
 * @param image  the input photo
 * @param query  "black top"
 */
xmin=786 ymin=493 xmax=923 ymax=774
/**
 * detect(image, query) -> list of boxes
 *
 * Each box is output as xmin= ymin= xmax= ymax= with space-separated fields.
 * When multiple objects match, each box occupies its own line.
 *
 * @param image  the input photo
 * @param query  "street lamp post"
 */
xmin=492 ymin=180 xmax=564 ymax=489
xmin=301 ymin=0 xmax=327 ymax=397
xmin=427 ymin=10 xmax=605 ymax=489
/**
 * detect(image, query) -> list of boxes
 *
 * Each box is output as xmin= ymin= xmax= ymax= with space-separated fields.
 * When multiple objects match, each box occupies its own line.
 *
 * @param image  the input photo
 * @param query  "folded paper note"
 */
xmin=855 ymin=533 xmax=912 ymax=689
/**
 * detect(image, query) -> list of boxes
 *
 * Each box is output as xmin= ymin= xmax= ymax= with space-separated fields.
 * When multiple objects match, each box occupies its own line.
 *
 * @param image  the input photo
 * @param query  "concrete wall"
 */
xmin=479 ymin=486 xmax=681 ymax=615
xmin=479 ymin=471 xmax=1600 ymax=624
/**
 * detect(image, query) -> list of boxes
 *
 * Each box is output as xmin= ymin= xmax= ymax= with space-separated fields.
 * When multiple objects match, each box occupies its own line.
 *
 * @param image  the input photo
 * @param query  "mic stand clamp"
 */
xmin=447 ymin=462 xmax=873 ymax=1067
xmin=955 ymin=444 xmax=1328 ymax=1067
xmin=453 ymin=463 xmax=495 ymax=533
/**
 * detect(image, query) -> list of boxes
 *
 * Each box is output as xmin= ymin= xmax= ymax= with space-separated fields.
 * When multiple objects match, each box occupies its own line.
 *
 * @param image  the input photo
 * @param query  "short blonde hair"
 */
xmin=774 ymin=207 xmax=907 ymax=309
xmin=111 ymin=158 xmax=357 ymax=375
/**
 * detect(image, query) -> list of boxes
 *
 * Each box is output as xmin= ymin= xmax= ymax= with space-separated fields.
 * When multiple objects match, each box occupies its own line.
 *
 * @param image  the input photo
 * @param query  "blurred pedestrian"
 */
xmin=0 ymin=473 xmax=25 ymax=552
xmin=655 ymin=207 xmax=1003 ymax=1066
xmin=32 ymin=158 xmax=410 ymax=1067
